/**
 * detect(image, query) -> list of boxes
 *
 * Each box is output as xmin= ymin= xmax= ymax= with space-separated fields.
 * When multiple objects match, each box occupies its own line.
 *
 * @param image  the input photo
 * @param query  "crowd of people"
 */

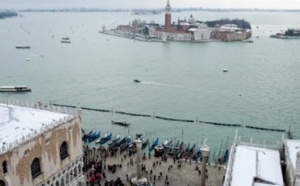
xmin=82 ymin=143 xmax=222 ymax=186
xmin=83 ymin=145 xmax=126 ymax=186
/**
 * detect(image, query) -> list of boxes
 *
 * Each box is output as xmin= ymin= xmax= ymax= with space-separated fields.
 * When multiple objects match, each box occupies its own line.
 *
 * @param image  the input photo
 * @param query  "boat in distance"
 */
xmin=111 ymin=120 xmax=130 ymax=127
xmin=16 ymin=46 xmax=31 ymax=49
xmin=0 ymin=86 xmax=31 ymax=92
xmin=61 ymin=40 xmax=71 ymax=44
xmin=133 ymin=79 xmax=141 ymax=83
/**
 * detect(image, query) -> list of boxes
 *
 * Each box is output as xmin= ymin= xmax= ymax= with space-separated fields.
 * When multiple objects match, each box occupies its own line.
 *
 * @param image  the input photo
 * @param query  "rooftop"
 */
xmin=0 ymin=103 xmax=74 ymax=155
xmin=229 ymin=145 xmax=283 ymax=186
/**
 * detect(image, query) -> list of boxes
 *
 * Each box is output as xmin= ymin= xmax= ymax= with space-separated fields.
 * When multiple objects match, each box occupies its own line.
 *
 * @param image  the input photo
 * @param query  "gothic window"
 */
xmin=2 ymin=161 xmax=7 ymax=174
xmin=60 ymin=142 xmax=68 ymax=160
xmin=61 ymin=178 xmax=65 ymax=186
xmin=31 ymin=158 xmax=41 ymax=178
xmin=66 ymin=173 xmax=69 ymax=184
xmin=0 ymin=180 xmax=5 ymax=186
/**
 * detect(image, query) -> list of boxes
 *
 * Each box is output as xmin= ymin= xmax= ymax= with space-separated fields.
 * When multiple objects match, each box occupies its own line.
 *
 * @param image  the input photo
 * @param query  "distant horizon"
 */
xmin=2 ymin=7 xmax=300 ymax=12
xmin=1 ymin=0 xmax=300 ymax=10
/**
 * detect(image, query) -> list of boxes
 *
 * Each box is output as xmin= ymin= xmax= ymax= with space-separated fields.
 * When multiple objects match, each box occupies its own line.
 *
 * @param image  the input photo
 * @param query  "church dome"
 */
xmin=188 ymin=14 xmax=195 ymax=24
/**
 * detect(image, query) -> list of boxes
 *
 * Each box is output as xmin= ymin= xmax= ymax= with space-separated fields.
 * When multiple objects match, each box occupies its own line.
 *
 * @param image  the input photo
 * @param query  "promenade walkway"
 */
xmin=84 ymin=146 xmax=225 ymax=186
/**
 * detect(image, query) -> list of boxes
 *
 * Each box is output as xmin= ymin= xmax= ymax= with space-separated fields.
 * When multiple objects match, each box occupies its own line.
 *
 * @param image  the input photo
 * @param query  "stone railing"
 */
xmin=0 ymin=98 xmax=77 ymax=155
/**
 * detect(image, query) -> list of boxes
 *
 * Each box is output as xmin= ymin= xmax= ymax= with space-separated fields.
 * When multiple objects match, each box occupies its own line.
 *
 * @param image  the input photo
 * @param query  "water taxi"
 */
xmin=0 ymin=86 xmax=31 ymax=92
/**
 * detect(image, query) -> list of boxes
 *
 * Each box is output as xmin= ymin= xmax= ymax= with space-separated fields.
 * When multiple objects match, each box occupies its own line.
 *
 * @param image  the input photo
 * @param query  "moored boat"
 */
xmin=148 ymin=138 xmax=159 ymax=152
xmin=87 ymin=131 xmax=101 ymax=143
xmin=142 ymin=138 xmax=149 ymax=149
xmin=0 ymin=86 xmax=31 ymax=92
xmin=96 ymin=132 xmax=112 ymax=144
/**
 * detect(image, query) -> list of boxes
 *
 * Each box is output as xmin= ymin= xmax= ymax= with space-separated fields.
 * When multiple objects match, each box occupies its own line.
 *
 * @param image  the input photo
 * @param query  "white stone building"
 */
xmin=223 ymin=131 xmax=284 ymax=186
xmin=284 ymin=140 xmax=300 ymax=186
xmin=0 ymin=99 xmax=85 ymax=186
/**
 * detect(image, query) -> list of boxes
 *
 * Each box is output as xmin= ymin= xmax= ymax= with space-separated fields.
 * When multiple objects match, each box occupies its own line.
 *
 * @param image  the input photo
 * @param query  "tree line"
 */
xmin=204 ymin=18 xmax=251 ymax=29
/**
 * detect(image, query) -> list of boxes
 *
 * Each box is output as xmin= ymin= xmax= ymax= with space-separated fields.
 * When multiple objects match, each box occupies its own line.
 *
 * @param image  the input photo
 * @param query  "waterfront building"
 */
xmin=224 ymin=132 xmax=284 ymax=186
xmin=284 ymin=140 xmax=300 ymax=186
xmin=106 ymin=0 xmax=252 ymax=42
xmin=0 ymin=100 xmax=85 ymax=186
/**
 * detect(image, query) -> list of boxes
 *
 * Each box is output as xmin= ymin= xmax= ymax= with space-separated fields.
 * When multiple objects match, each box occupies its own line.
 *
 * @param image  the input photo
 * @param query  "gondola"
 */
xmin=142 ymin=138 xmax=149 ymax=149
xmin=148 ymin=138 xmax=159 ymax=152
xmin=87 ymin=131 xmax=101 ymax=143
xmin=111 ymin=120 xmax=130 ymax=127
xmin=96 ymin=132 xmax=112 ymax=144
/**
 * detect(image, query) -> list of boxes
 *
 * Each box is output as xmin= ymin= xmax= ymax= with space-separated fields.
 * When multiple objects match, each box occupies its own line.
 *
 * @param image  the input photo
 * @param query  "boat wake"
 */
xmin=141 ymin=81 xmax=182 ymax=88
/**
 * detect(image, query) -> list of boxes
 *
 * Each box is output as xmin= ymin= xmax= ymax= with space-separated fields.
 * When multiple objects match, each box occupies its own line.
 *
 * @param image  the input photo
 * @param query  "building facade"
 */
xmin=0 ymin=100 xmax=85 ymax=186
xmin=284 ymin=140 xmax=300 ymax=186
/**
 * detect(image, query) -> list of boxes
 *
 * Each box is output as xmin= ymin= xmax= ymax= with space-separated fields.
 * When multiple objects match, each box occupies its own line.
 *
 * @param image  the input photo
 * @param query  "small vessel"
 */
xmin=0 ymin=86 xmax=31 ymax=92
xmin=243 ymin=40 xmax=254 ymax=43
xmin=61 ymin=40 xmax=71 ymax=44
xmin=26 ymin=58 xmax=31 ymax=61
xmin=148 ymin=138 xmax=159 ymax=152
xmin=133 ymin=79 xmax=141 ymax=83
xmin=96 ymin=132 xmax=112 ymax=144
xmin=111 ymin=120 xmax=130 ymax=127
xmin=87 ymin=131 xmax=101 ymax=143
xmin=223 ymin=69 xmax=228 ymax=72
xmin=61 ymin=37 xmax=70 ymax=40
xmin=16 ymin=46 xmax=30 ymax=49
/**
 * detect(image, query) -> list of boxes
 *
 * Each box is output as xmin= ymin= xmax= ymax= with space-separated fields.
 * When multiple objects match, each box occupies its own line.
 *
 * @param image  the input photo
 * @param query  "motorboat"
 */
xmin=61 ymin=40 xmax=71 ymax=44
xmin=223 ymin=69 xmax=228 ymax=72
xmin=16 ymin=46 xmax=30 ymax=49
xmin=133 ymin=79 xmax=141 ymax=83
xmin=0 ymin=86 xmax=31 ymax=92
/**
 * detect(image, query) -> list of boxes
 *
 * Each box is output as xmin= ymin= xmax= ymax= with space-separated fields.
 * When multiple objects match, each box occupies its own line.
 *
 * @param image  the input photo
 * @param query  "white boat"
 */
xmin=26 ymin=58 xmax=31 ymax=61
xmin=0 ymin=86 xmax=31 ymax=92
xmin=223 ymin=69 xmax=228 ymax=72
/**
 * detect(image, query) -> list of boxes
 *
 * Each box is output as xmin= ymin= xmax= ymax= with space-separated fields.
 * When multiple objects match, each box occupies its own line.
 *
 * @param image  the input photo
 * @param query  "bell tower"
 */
xmin=165 ymin=0 xmax=171 ymax=32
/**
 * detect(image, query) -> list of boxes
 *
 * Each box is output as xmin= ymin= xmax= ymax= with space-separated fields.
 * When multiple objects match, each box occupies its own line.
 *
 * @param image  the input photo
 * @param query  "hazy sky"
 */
xmin=1 ymin=0 xmax=300 ymax=10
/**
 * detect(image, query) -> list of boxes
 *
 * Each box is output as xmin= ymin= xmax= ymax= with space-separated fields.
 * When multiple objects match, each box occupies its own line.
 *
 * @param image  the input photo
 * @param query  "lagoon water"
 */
xmin=1 ymin=11 xmax=300 ymax=156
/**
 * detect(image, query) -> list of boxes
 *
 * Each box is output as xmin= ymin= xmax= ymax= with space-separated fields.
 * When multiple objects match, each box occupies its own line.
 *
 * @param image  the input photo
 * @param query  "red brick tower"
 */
xmin=165 ymin=0 xmax=171 ymax=32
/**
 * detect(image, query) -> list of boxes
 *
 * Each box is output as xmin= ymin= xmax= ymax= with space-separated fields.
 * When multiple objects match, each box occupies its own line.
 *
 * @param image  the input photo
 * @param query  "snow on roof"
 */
xmin=230 ymin=145 xmax=283 ymax=186
xmin=286 ymin=140 xmax=300 ymax=169
xmin=0 ymin=103 xmax=73 ymax=155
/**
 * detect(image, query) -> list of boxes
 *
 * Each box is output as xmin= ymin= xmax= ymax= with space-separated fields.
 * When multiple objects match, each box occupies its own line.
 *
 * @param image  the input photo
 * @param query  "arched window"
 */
xmin=31 ymin=158 xmax=41 ymax=178
xmin=60 ymin=142 xmax=68 ymax=160
xmin=61 ymin=178 xmax=65 ymax=186
xmin=66 ymin=173 xmax=69 ymax=184
xmin=0 ymin=180 xmax=5 ymax=186
xmin=2 ymin=161 xmax=7 ymax=174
